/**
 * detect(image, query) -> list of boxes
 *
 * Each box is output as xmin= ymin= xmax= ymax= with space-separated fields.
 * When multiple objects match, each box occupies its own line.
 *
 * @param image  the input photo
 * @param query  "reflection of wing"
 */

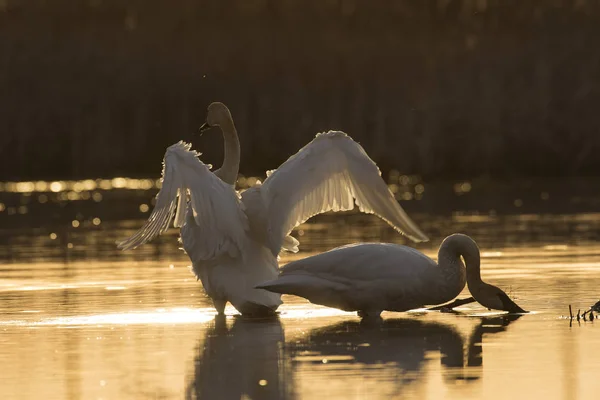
xmin=118 ymin=142 xmax=248 ymax=260
xmin=187 ymin=316 xmax=295 ymax=400
xmin=260 ymin=131 xmax=428 ymax=254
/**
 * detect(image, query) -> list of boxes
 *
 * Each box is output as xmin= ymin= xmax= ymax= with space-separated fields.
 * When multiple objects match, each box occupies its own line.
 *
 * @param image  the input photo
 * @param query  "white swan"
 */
xmin=257 ymin=233 xmax=526 ymax=317
xmin=118 ymin=102 xmax=428 ymax=316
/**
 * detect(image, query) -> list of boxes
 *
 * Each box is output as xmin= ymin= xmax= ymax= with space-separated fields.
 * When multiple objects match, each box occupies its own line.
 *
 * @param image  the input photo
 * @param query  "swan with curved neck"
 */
xmin=118 ymin=102 xmax=429 ymax=316
xmin=258 ymin=233 xmax=527 ymax=317
xmin=200 ymin=102 xmax=240 ymax=185
xmin=439 ymin=234 xmax=526 ymax=313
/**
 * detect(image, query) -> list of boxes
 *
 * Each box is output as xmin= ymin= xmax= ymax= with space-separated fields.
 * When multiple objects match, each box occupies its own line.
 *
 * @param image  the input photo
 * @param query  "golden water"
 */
xmin=1 ymin=186 xmax=600 ymax=399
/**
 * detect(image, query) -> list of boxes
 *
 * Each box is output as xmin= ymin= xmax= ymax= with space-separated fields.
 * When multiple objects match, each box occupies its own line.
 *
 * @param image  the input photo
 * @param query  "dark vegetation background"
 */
xmin=1 ymin=0 xmax=600 ymax=181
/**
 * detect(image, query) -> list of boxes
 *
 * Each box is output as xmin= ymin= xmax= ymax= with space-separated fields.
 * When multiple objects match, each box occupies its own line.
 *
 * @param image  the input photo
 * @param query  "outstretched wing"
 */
xmin=117 ymin=141 xmax=248 ymax=256
xmin=260 ymin=131 xmax=428 ymax=253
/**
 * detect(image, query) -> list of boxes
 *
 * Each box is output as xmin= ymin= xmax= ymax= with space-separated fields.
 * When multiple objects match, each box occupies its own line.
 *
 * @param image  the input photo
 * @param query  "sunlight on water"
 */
xmin=2 ymin=185 xmax=600 ymax=399
xmin=0 ymin=175 xmax=429 ymax=207
xmin=0 ymin=178 xmax=160 ymax=193
xmin=35 ymin=308 xmax=217 ymax=326
xmin=0 ymin=304 xmax=353 ymax=328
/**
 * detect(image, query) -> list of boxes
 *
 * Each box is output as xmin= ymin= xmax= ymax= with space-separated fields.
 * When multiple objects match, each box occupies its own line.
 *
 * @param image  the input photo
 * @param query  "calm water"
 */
xmin=1 ymin=182 xmax=600 ymax=399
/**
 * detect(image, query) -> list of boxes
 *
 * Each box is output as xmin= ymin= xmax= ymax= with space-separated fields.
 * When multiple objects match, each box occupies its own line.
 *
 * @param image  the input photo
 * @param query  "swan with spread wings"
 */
xmin=118 ymin=102 xmax=428 ymax=316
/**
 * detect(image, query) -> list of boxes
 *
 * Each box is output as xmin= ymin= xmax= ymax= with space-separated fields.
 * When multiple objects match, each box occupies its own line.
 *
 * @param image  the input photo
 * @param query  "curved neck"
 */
xmin=437 ymin=247 xmax=467 ymax=288
xmin=436 ymin=234 xmax=482 ymax=300
xmin=216 ymin=118 xmax=240 ymax=186
xmin=464 ymin=251 xmax=482 ymax=288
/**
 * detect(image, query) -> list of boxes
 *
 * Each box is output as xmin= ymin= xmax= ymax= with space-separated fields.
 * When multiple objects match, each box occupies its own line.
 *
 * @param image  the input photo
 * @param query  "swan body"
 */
xmin=258 ymin=234 xmax=526 ymax=317
xmin=118 ymin=102 xmax=428 ymax=316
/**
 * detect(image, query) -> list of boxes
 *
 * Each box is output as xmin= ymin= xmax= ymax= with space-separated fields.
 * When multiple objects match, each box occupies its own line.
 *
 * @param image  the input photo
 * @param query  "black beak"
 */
xmin=198 ymin=122 xmax=212 ymax=135
xmin=498 ymin=292 xmax=528 ymax=314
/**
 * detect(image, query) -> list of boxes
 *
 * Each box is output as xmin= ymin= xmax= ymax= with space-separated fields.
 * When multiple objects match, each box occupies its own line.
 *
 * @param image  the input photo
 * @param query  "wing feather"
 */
xmin=260 ymin=131 xmax=428 ymax=253
xmin=117 ymin=141 xmax=248 ymax=255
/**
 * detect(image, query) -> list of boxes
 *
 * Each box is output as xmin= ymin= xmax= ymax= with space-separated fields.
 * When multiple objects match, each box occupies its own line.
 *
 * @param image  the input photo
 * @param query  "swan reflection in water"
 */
xmin=288 ymin=314 xmax=522 ymax=392
xmin=187 ymin=314 xmax=521 ymax=399
xmin=187 ymin=315 xmax=296 ymax=400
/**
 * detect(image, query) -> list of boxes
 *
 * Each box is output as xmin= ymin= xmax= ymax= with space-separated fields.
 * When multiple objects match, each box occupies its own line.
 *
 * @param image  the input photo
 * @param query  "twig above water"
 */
xmin=568 ymin=303 xmax=597 ymax=325
xmin=569 ymin=305 xmax=573 ymax=319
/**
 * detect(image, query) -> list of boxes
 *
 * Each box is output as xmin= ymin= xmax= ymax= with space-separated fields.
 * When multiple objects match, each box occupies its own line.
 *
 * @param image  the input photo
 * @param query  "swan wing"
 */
xmin=260 ymin=131 xmax=428 ymax=253
xmin=280 ymin=243 xmax=435 ymax=279
xmin=117 ymin=141 xmax=248 ymax=254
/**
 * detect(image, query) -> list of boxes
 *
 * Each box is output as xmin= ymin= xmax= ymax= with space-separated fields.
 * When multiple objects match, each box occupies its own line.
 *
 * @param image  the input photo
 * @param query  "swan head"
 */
xmin=200 ymin=102 xmax=233 ymax=132
xmin=471 ymin=282 xmax=528 ymax=314
xmin=440 ymin=233 xmax=527 ymax=314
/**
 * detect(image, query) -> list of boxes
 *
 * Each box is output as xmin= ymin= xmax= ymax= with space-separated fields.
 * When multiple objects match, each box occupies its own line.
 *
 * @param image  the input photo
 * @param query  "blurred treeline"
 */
xmin=1 ymin=0 xmax=600 ymax=181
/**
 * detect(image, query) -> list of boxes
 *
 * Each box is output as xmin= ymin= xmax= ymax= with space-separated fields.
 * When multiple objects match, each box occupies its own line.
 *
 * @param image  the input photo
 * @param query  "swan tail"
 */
xmin=257 ymin=274 xmax=351 ymax=311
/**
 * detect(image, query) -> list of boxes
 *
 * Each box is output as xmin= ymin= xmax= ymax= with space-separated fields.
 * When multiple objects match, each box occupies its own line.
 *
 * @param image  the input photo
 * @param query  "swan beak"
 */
xmin=198 ymin=122 xmax=212 ymax=135
xmin=498 ymin=292 xmax=528 ymax=314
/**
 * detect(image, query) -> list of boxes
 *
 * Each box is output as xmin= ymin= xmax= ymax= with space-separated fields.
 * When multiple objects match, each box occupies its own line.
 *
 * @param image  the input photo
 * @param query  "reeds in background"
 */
xmin=1 ymin=0 xmax=600 ymax=180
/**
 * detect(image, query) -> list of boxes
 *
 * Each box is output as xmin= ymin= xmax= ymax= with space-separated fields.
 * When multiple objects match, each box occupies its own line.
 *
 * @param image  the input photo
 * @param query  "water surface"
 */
xmin=1 ymin=182 xmax=599 ymax=399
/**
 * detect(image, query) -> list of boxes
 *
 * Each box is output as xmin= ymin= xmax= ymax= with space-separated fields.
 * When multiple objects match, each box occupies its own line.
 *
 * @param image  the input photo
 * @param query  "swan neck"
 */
xmin=439 ymin=236 xmax=482 ymax=288
xmin=464 ymin=252 xmax=483 ymax=288
xmin=436 ymin=234 xmax=483 ymax=301
xmin=219 ymin=118 xmax=240 ymax=185
xmin=436 ymin=246 xmax=467 ymax=301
